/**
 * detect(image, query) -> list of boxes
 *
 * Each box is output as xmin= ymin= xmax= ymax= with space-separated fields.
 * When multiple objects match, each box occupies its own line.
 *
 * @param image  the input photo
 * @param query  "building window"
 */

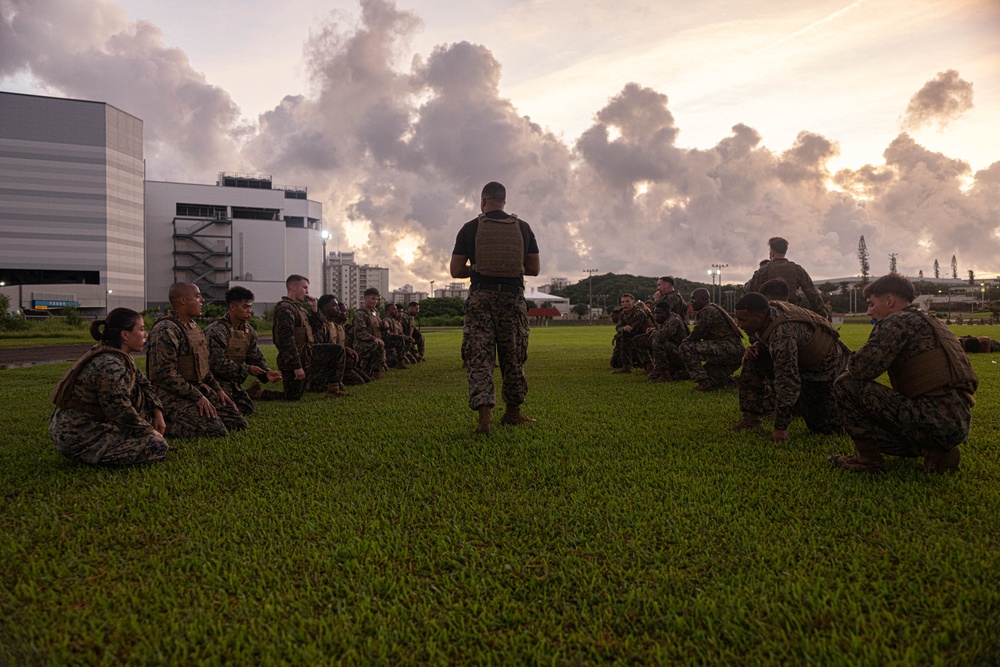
xmin=177 ymin=203 xmax=228 ymax=219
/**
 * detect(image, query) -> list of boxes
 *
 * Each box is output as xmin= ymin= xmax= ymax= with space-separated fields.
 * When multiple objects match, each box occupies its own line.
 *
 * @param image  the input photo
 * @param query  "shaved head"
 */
xmin=168 ymin=282 xmax=197 ymax=306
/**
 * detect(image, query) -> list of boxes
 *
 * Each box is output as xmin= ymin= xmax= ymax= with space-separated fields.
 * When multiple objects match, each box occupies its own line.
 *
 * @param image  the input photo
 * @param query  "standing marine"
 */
xmin=744 ymin=237 xmax=828 ymax=318
xmin=450 ymin=181 xmax=540 ymax=435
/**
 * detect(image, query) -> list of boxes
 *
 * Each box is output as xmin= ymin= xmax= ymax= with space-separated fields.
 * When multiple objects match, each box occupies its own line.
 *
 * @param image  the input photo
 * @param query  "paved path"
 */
xmin=0 ymin=337 xmax=273 ymax=369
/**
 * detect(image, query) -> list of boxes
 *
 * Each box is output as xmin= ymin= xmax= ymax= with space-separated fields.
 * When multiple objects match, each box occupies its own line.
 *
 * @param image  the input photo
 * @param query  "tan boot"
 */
xmin=395 ymin=358 xmax=409 ymax=370
xmin=729 ymin=413 xmax=764 ymax=431
xmin=922 ymin=446 xmax=960 ymax=474
xmin=473 ymin=406 xmax=492 ymax=435
xmin=828 ymin=439 xmax=886 ymax=473
xmin=501 ymin=404 xmax=537 ymax=425
xmin=247 ymin=382 xmax=263 ymax=400
xmin=612 ymin=366 xmax=632 ymax=374
xmin=325 ymin=383 xmax=352 ymax=398
xmin=644 ymin=361 xmax=655 ymax=375
xmin=649 ymin=371 xmax=672 ymax=383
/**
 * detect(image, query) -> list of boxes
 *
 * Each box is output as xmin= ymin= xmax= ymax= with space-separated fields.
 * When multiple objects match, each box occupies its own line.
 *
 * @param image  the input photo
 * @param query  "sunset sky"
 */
xmin=2 ymin=0 xmax=998 ymax=288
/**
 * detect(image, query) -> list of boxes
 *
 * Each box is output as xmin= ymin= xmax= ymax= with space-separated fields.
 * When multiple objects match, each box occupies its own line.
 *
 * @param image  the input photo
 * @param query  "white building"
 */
xmin=387 ymin=285 xmax=429 ymax=305
xmin=145 ymin=173 xmax=325 ymax=310
xmin=325 ymin=251 xmax=390 ymax=310
xmin=435 ymin=282 xmax=469 ymax=300
xmin=0 ymin=91 xmax=145 ymax=315
xmin=524 ymin=289 xmax=570 ymax=316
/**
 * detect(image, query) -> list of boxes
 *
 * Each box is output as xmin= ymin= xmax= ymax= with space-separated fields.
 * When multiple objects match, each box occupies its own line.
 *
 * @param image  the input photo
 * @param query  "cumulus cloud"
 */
xmin=3 ymin=0 xmax=998 ymax=289
xmin=0 ymin=0 xmax=244 ymax=181
xmin=901 ymin=69 xmax=974 ymax=131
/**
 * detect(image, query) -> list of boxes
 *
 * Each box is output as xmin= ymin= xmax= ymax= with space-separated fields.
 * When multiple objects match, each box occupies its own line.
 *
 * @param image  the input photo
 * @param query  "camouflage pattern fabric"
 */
xmin=305 ymin=343 xmax=347 ymax=392
xmin=204 ymin=317 xmax=272 ymax=415
xmin=272 ymin=297 xmax=339 ymax=399
xmin=352 ymin=308 xmax=387 ymax=377
xmin=463 ymin=290 xmax=529 ymax=410
xmin=401 ymin=312 xmax=425 ymax=357
xmin=662 ymin=291 xmax=687 ymax=319
xmin=381 ymin=316 xmax=408 ymax=366
xmin=147 ymin=317 xmax=247 ymax=437
xmin=836 ymin=308 xmax=975 ymax=455
xmin=679 ymin=304 xmax=745 ymax=384
xmin=744 ymin=258 xmax=828 ymax=317
xmin=618 ymin=307 xmax=654 ymax=369
xmin=651 ymin=312 xmax=689 ymax=375
xmin=49 ymin=350 xmax=168 ymax=466
xmin=737 ymin=306 xmax=847 ymax=432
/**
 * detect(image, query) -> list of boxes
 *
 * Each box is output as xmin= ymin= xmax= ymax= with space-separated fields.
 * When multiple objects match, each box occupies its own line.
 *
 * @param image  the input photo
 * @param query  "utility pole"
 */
xmin=321 ymin=230 xmax=331 ymax=294
xmin=430 ymin=280 xmax=435 ymax=299
xmin=583 ymin=269 xmax=599 ymax=324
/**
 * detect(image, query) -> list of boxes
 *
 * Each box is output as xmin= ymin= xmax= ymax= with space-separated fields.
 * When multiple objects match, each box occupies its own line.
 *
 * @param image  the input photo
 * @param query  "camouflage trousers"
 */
xmin=835 ymin=375 xmax=972 ymax=456
xmin=738 ymin=352 xmax=841 ymax=433
xmin=219 ymin=379 xmax=257 ymax=416
xmin=49 ymin=408 xmax=168 ymax=466
xmin=354 ymin=340 xmax=387 ymax=378
xmin=158 ymin=383 xmax=248 ymax=438
xmin=651 ymin=330 xmax=685 ymax=375
xmin=678 ymin=339 xmax=744 ymax=385
xmin=304 ymin=343 xmax=348 ymax=394
xmin=462 ymin=290 xmax=529 ymax=410
xmin=619 ymin=331 xmax=651 ymax=369
xmin=383 ymin=334 xmax=409 ymax=367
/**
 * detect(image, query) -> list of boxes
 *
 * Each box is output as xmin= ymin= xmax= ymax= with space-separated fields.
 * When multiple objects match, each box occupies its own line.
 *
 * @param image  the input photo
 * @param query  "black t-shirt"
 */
xmin=452 ymin=210 xmax=539 ymax=288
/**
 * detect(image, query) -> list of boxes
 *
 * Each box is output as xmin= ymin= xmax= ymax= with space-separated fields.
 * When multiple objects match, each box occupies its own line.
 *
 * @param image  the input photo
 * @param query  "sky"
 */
xmin=2 ymin=0 xmax=999 ymax=290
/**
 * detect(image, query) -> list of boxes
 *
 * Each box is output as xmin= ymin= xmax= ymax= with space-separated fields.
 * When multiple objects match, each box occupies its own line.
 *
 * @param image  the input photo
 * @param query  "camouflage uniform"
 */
xmin=146 ymin=313 xmax=247 ymax=438
xmin=319 ymin=317 xmax=368 ymax=385
xmin=381 ymin=315 xmax=409 ymax=367
xmin=401 ymin=312 xmax=425 ymax=359
xmin=305 ymin=315 xmax=348 ymax=393
xmin=662 ymin=291 xmax=688 ymax=320
xmin=835 ymin=306 xmax=977 ymax=456
xmin=49 ymin=346 xmax=168 ymax=466
xmin=744 ymin=258 xmax=828 ymax=318
xmin=738 ymin=303 xmax=847 ymax=433
xmin=454 ymin=211 xmax=539 ymax=411
xmin=679 ymin=303 xmax=745 ymax=387
xmin=204 ymin=316 xmax=277 ymax=415
xmin=617 ymin=306 xmax=654 ymax=370
xmin=651 ymin=311 xmax=689 ymax=377
xmin=352 ymin=307 xmax=387 ymax=378
xmin=272 ymin=297 xmax=345 ymax=399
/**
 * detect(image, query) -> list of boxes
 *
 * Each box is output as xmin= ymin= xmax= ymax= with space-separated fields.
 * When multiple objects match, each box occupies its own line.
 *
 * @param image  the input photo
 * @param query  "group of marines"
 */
xmin=611 ymin=237 xmax=978 ymax=474
xmin=49 ymin=275 xmax=424 ymax=462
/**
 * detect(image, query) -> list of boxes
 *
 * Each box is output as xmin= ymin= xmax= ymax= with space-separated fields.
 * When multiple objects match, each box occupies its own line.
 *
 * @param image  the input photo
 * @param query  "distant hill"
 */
xmin=549 ymin=273 xmax=714 ymax=307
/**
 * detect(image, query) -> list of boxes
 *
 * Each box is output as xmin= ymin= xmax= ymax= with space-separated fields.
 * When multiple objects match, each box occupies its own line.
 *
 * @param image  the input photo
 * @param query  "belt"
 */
xmin=470 ymin=283 xmax=523 ymax=295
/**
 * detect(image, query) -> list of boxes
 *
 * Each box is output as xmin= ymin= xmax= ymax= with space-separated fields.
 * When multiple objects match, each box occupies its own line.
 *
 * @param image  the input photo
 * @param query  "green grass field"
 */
xmin=2 ymin=325 xmax=998 ymax=664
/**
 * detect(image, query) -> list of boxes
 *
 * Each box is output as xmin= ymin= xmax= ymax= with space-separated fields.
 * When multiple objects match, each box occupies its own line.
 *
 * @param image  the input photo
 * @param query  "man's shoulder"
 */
xmin=149 ymin=315 xmax=182 ymax=336
xmin=203 ymin=318 xmax=230 ymax=334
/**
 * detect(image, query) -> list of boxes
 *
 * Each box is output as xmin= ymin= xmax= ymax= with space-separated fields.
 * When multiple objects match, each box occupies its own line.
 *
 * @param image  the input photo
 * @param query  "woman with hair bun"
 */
xmin=49 ymin=308 xmax=169 ymax=465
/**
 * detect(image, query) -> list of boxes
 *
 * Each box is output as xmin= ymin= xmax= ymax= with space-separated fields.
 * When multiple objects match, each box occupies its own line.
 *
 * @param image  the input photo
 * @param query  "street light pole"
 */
xmin=583 ymin=269 xmax=599 ymax=324
xmin=711 ymin=263 xmax=728 ymax=306
xmin=106 ymin=289 xmax=112 ymax=315
xmin=430 ymin=280 xmax=435 ymax=298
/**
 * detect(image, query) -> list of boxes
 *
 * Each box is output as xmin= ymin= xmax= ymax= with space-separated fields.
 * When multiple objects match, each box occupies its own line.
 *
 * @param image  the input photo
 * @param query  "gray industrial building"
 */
xmin=0 ymin=91 xmax=145 ymax=315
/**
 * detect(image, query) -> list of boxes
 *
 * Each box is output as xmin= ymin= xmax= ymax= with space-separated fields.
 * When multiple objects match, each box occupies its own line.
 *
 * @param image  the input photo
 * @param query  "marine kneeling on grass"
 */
xmin=730 ymin=292 xmax=847 ymax=443
xmin=829 ymin=273 xmax=977 ymax=474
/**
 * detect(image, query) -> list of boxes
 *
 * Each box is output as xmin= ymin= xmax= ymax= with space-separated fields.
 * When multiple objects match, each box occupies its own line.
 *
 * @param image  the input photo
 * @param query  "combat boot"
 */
xmin=325 ymin=383 xmax=352 ymax=398
xmin=649 ymin=371 xmax=672 ymax=383
xmin=395 ymin=358 xmax=409 ymax=370
xmin=729 ymin=413 xmax=764 ymax=431
xmin=828 ymin=439 xmax=885 ymax=474
xmin=473 ymin=406 xmax=492 ymax=435
xmin=643 ymin=361 xmax=655 ymax=375
xmin=612 ymin=365 xmax=632 ymax=374
xmin=921 ymin=446 xmax=960 ymax=474
xmin=693 ymin=380 xmax=718 ymax=392
xmin=501 ymin=404 xmax=537 ymax=426
xmin=247 ymin=382 xmax=263 ymax=400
